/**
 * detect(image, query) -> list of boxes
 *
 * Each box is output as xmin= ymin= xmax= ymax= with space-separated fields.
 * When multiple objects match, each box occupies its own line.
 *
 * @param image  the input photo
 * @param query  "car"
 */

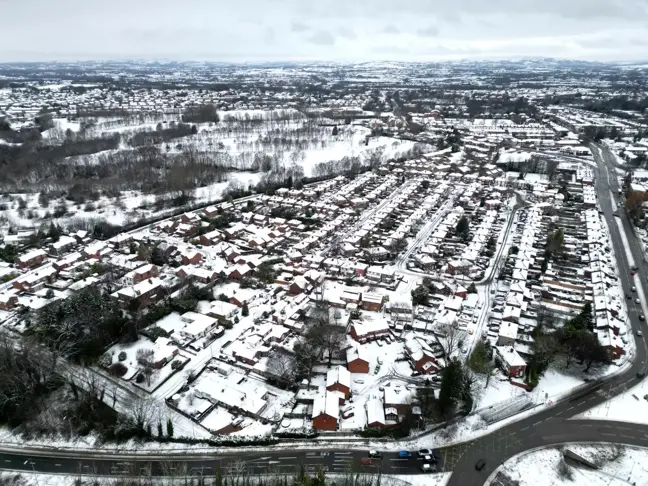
xmin=411 ymin=370 xmax=421 ymax=377
xmin=627 ymin=294 xmax=632 ymax=299
xmin=638 ymin=370 xmax=646 ymax=379
xmin=461 ymin=347 xmax=468 ymax=354
xmin=632 ymin=269 xmax=637 ymax=276
xmin=637 ymin=330 xmax=644 ymax=337
xmin=432 ymin=375 xmax=442 ymax=382
xmin=640 ymin=314 xmax=645 ymax=321
xmin=637 ymin=299 xmax=641 ymax=304
xmin=421 ymin=463 xmax=437 ymax=473
xmin=632 ymin=286 xmax=637 ymax=292
xmin=360 ymin=458 xmax=373 ymax=466
xmin=398 ymin=450 xmax=412 ymax=458
xmin=475 ymin=459 xmax=486 ymax=471
xmin=418 ymin=449 xmax=433 ymax=457
xmin=368 ymin=451 xmax=382 ymax=459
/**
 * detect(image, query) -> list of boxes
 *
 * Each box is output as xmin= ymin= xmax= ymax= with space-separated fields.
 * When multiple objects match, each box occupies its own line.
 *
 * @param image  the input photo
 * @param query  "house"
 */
xmin=53 ymin=251 xmax=84 ymax=271
xmin=13 ymin=266 xmax=58 ymax=292
xmin=497 ymin=321 xmax=519 ymax=346
xmin=312 ymin=391 xmax=340 ymax=431
xmin=207 ymin=300 xmax=239 ymax=319
xmin=0 ymin=292 xmax=19 ymax=310
xmin=16 ymin=249 xmax=47 ymax=269
xmin=346 ymin=345 xmax=370 ymax=373
xmin=405 ymin=335 xmax=440 ymax=374
xmin=366 ymin=266 xmax=395 ymax=283
xmin=48 ymin=235 xmax=77 ymax=256
xmin=366 ymin=395 xmax=385 ymax=428
xmin=494 ymin=346 xmax=526 ymax=378
xmin=150 ymin=337 xmax=179 ymax=369
xmin=289 ymin=276 xmax=309 ymax=295
xmin=340 ymin=290 xmax=362 ymax=305
xmin=126 ymin=264 xmax=159 ymax=285
xmin=112 ymin=277 xmax=165 ymax=309
xmin=361 ymin=293 xmax=384 ymax=312
xmin=176 ymin=266 xmax=218 ymax=284
xmin=180 ymin=312 xmax=218 ymax=340
xmin=326 ymin=365 xmax=351 ymax=399
xmin=199 ymin=230 xmax=223 ymax=246
xmin=383 ymin=387 xmax=413 ymax=414
xmin=226 ymin=264 xmax=252 ymax=280
xmin=349 ymin=319 xmax=391 ymax=343
xmin=179 ymin=249 xmax=202 ymax=265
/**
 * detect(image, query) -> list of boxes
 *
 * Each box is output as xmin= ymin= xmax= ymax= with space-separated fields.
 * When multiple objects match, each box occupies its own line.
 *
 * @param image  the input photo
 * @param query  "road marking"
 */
xmin=55 ymin=464 xmax=62 ymax=467
xmin=278 ymin=457 xmax=297 ymax=460
xmin=520 ymin=426 xmax=529 ymax=431
xmin=566 ymin=406 xmax=575 ymax=412
xmin=581 ymin=424 xmax=593 ymax=428
xmin=601 ymin=433 xmax=616 ymax=437
xmin=621 ymin=434 xmax=635 ymax=439
xmin=533 ymin=420 xmax=543 ymax=427
xmin=334 ymin=452 xmax=352 ymax=456
xmin=3 ymin=460 xmax=10 ymax=463
xmin=389 ymin=458 xmax=409 ymax=462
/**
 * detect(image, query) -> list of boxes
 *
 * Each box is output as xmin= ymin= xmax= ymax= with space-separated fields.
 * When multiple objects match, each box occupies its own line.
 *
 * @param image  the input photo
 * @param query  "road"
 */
xmin=2 ymin=147 xmax=648 ymax=483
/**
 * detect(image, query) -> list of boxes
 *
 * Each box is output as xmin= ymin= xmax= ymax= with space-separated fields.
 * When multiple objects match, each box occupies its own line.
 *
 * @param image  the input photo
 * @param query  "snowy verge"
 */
xmin=486 ymin=444 xmax=648 ymax=486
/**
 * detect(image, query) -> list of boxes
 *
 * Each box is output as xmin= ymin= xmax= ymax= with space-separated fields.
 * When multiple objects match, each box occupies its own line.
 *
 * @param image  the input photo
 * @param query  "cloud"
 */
xmin=338 ymin=27 xmax=357 ymax=40
xmin=417 ymin=26 xmax=440 ymax=37
xmin=0 ymin=0 xmax=646 ymax=61
xmin=382 ymin=24 xmax=400 ymax=34
xmin=307 ymin=30 xmax=336 ymax=46
xmin=291 ymin=21 xmax=309 ymax=33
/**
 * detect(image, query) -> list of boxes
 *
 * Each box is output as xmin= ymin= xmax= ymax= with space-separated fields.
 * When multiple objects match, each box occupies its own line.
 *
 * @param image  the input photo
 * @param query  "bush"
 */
xmin=99 ymin=353 xmax=112 ymax=368
xmin=118 ymin=351 xmax=127 ymax=362
xmin=108 ymin=362 xmax=128 ymax=377
xmin=135 ymin=373 xmax=145 ymax=384
xmin=171 ymin=360 xmax=182 ymax=371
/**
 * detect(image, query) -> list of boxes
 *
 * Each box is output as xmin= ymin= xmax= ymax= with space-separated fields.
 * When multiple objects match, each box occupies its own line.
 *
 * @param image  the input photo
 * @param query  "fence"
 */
xmin=477 ymin=394 xmax=534 ymax=424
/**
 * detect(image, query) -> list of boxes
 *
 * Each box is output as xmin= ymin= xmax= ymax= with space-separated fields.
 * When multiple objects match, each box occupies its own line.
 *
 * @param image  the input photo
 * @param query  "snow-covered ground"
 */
xmin=0 ymin=471 xmax=450 ymax=486
xmin=489 ymin=445 xmax=648 ymax=486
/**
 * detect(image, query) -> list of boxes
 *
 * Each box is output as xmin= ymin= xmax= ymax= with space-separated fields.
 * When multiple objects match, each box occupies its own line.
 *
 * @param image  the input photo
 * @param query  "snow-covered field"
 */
xmin=490 ymin=445 xmax=648 ymax=486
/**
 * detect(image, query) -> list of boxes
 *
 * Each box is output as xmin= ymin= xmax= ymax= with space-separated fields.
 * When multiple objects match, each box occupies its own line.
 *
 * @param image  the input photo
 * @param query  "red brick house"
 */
xmin=346 ymin=346 xmax=369 ymax=374
xmin=312 ymin=392 xmax=340 ymax=431
xmin=361 ymin=293 xmax=384 ymax=312
xmin=15 ymin=249 xmax=47 ymax=269
xmin=326 ymin=366 xmax=351 ymax=399
xmin=494 ymin=346 xmax=526 ymax=378
xmin=405 ymin=336 xmax=440 ymax=374
xmin=289 ymin=276 xmax=309 ymax=295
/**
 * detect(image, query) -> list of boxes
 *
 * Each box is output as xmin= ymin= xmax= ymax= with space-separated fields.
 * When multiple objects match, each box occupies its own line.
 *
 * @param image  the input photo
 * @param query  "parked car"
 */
xmin=637 ymin=330 xmax=643 ymax=337
xmin=399 ymin=450 xmax=412 ymax=458
xmin=632 ymin=286 xmax=637 ymax=292
xmin=368 ymin=451 xmax=382 ymax=459
xmin=475 ymin=459 xmax=486 ymax=471
xmin=640 ymin=314 xmax=645 ymax=321
xmin=421 ymin=463 xmax=437 ymax=473
xmin=636 ymin=299 xmax=641 ymax=304
xmin=411 ymin=370 xmax=421 ymax=377
xmin=418 ymin=449 xmax=433 ymax=457
xmin=360 ymin=458 xmax=373 ymax=466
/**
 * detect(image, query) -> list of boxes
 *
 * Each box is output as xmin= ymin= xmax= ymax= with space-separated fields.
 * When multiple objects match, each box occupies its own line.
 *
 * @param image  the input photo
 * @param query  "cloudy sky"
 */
xmin=1 ymin=0 xmax=648 ymax=62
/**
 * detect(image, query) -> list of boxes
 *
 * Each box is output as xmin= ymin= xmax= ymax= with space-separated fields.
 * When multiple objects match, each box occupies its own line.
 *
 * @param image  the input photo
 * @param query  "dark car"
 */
xmin=475 ymin=459 xmax=486 ymax=471
xmin=360 ymin=457 xmax=373 ymax=466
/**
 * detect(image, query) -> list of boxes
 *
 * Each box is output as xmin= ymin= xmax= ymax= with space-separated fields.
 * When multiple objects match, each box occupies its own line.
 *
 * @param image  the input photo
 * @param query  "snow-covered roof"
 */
xmin=312 ymin=390 xmax=340 ymax=420
xmin=327 ymin=365 xmax=351 ymax=389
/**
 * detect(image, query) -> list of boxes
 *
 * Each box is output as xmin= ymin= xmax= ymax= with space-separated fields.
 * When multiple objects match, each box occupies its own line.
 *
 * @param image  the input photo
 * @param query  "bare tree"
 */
xmin=436 ymin=321 xmax=463 ymax=361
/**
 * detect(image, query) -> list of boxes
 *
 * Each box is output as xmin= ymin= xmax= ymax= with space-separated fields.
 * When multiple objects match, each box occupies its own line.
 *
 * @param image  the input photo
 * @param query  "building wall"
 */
xmin=326 ymin=383 xmax=350 ymax=399
xmin=312 ymin=414 xmax=337 ymax=431
xmin=348 ymin=359 xmax=369 ymax=374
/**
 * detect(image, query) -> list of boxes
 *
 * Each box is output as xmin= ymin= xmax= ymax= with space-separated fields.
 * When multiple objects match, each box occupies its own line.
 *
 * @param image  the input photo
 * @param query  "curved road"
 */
xmin=1 ymin=146 xmax=648 ymax=483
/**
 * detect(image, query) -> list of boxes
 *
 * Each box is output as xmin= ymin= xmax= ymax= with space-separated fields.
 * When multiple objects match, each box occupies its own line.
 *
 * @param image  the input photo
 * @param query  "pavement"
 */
xmin=2 ymin=146 xmax=648 ymax=484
